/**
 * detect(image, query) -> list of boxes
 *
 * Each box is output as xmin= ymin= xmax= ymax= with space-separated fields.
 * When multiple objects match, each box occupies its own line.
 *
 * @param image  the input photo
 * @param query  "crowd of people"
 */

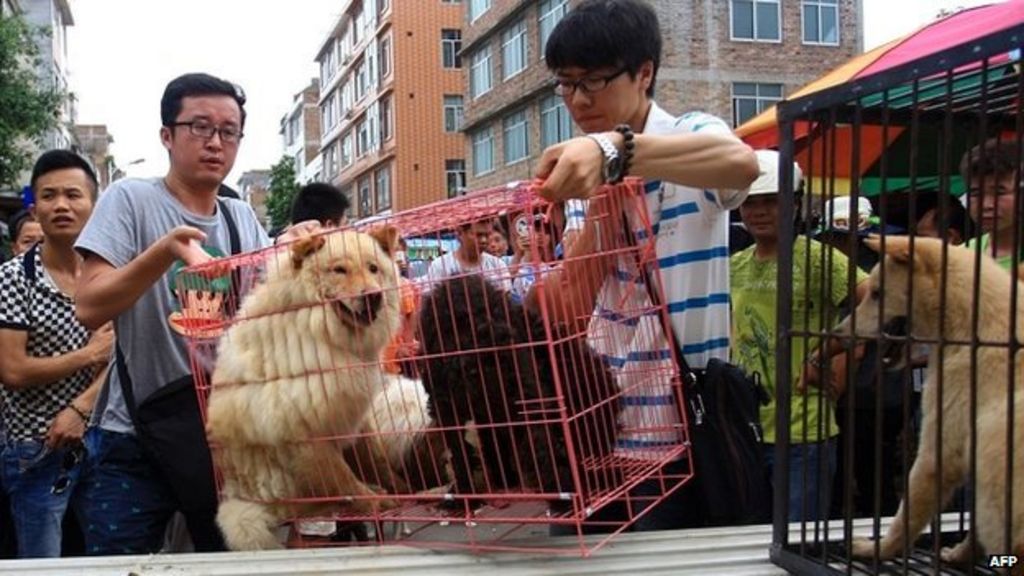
xmin=0 ymin=0 xmax=1021 ymax=561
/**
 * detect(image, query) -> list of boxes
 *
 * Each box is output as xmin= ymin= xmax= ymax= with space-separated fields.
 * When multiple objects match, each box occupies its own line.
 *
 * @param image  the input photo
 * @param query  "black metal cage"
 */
xmin=772 ymin=23 xmax=1023 ymax=575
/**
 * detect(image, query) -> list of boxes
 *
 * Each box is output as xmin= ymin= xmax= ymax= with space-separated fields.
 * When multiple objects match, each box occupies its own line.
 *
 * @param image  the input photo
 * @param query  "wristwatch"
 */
xmin=586 ymin=133 xmax=624 ymax=184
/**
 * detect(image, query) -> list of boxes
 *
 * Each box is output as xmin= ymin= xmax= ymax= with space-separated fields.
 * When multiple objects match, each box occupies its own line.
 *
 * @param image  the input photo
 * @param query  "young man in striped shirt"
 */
xmin=530 ymin=0 xmax=758 ymax=531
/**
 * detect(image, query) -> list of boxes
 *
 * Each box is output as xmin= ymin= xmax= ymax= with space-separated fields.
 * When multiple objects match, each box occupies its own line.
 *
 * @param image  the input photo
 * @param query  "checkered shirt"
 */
xmin=0 ymin=248 xmax=93 ymax=440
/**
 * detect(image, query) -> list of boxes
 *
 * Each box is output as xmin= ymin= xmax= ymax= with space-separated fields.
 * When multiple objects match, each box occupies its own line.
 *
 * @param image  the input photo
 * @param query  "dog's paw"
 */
xmin=850 ymin=537 xmax=884 ymax=560
xmin=939 ymin=538 xmax=973 ymax=566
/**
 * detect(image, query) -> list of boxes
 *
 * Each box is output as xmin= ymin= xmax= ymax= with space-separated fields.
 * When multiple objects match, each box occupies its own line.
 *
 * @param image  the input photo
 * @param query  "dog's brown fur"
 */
xmin=838 ymin=236 xmax=1023 ymax=570
xmin=206 ymin=227 xmax=402 ymax=551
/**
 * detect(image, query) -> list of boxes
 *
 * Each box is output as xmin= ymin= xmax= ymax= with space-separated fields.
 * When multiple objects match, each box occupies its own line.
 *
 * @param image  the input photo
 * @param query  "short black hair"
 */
xmin=7 ymin=209 xmax=34 ymax=242
xmin=161 ymin=73 xmax=247 ymax=128
xmin=545 ymin=0 xmax=662 ymax=98
xmin=30 ymin=149 xmax=99 ymax=199
xmin=290 ymin=182 xmax=351 ymax=225
xmin=960 ymin=137 xmax=1021 ymax=182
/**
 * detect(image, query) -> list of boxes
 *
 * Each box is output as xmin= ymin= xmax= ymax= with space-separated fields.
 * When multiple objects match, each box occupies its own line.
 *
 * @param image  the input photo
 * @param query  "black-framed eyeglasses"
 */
xmin=170 ymin=120 xmax=244 ymax=143
xmin=51 ymin=446 xmax=85 ymax=495
xmin=553 ymin=68 xmax=629 ymax=97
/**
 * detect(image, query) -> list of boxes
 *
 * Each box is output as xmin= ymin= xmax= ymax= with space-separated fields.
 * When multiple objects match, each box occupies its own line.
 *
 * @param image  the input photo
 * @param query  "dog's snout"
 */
xmin=365 ymin=291 xmax=383 ymax=314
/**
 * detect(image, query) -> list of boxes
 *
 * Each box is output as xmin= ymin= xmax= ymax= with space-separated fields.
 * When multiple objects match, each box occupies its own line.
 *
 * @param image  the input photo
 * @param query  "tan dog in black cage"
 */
xmin=837 ymin=236 xmax=1023 ymax=571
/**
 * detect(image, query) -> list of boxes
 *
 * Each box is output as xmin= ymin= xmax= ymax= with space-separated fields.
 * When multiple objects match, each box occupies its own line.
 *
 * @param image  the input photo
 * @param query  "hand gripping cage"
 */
xmin=176 ymin=179 xmax=693 ymax=555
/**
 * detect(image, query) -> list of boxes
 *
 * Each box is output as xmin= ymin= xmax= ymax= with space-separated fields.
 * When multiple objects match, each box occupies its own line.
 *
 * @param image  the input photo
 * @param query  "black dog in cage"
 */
xmin=417 ymin=275 xmax=621 ymax=505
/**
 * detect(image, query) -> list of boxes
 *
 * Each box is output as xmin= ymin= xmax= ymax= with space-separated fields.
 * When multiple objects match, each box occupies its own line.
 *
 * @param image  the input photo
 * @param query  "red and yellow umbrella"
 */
xmin=736 ymin=0 xmax=1024 ymax=195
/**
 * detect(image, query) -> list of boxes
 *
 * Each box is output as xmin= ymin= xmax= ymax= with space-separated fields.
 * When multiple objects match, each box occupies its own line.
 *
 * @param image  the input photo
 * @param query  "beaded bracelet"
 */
xmin=68 ymin=403 xmax=90 ymax=423
xmin=614 ymin=123 xmax=635 ymax=181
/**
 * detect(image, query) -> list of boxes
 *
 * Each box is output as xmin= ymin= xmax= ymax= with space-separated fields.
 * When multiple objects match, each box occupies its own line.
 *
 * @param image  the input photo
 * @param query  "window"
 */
xmin=469 ymin=0 xmax=491 ymax=22
xmin=341 ymin=131 xmax=353 ymax=167
xmin=341 ymin=184 xmax=355 ymax=218
xmin=375 ymin=164 xmax=392 ymax=211
xmin=324 ymin=142 xmax=338 ymax=178
xmin=503 ymin=109 xmax=528 ymax=164
xmin=472 ymin=127 xmax=495 ymax=176
xmin=802 ymin=0 xmax=839 ymax=45
xmin=443 ymin=94 xmax=464 ymax=132
xmin=732 ymin=82 xmax=782 ymax=126
xmin=377 ymin=0 xmax=390 ymax=16
xmin=442 ymin=29 xmax=462 ymax=69
xmin=379 ymin=96 xmax=392 ymax=141
xmin=538 ymin=0 xmax=568 ymax=56
xmin=501 ymin=19 xmax=527 ymax=80
xmin=470 ymin=46 xmax=493 ymax=99
xmin=731 ymin=0 xmax=780 ymax=41
xmin=379 ymin=36 xmax=392 ymax=80
xmin=355 ymin=60 xmax=368 ymax=101
xmin=357 ymin=119 xmax=370 ymax=156
xmin=446 ymin=159 xmax=466 ymax=198
xmin=358 ymin=176 xmax=372 ymax=218
xmin=539 ymin=94 xmax=573 ymax=148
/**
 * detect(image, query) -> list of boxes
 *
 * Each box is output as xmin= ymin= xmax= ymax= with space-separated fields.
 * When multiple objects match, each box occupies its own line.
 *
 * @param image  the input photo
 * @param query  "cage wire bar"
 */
xmin=773 ymin=23 xmax=1023 ymax=576
xmin=176 ymin=179 xmax=693 ymax=556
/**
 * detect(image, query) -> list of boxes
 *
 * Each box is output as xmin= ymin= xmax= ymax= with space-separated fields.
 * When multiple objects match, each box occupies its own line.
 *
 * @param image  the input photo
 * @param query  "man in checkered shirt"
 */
xmin=0 ymin=150 xmax=113 ymax=558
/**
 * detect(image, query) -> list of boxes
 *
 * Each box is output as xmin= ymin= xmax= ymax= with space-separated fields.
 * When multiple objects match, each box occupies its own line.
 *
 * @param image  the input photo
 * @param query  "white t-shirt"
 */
xmin=425 ymin=251 xmax=511 ymax=293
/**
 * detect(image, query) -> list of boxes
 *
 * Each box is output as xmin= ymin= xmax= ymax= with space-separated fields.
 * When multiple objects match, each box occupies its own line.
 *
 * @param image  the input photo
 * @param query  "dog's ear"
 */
xmin=368 ymin=225 xmax=400 ymax=257
xmin=290 ymin=234 xmax=326 ymax=270
xmin=879 ymin=235 xmax=914 ymax=264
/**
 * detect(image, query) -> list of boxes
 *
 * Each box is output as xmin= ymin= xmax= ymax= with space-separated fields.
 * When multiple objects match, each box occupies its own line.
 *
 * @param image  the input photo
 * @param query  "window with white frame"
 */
xmin=443 ymin=94 xmax=464 ymax=132
xmin=341 ymin=131 xmax=353 ymax=167
xmin=375 ymin=164 xmax=391 ymax=211
xmin=731 ymin=0 xmax=780 ymax=41
xmin=472 ymin=127 xmax=495 ymax=176
xmin=503 ymin=109 xmax=528 ymax=164
xmin=732 ymin=82 xmax=782 ymax=126
xmin=378 ymin=0 xmax=390 ymax=17
xmin=355 ymin=60 xmax=368 ymax=101
xmin=469 ymin=0 xmax=491 ymax=22
xmin=446 ymin=159 xmax=466 ymax=198
xmin=501 ymin=19 xmax=527 ymax=80
xmin=442 ymin=29 xmax=462 ymax=69
xmin=802 ymin=0 xmax=839 ymax=45
xmin=379 ymin=35 xmax=392 ymax=79
xmin=380 ymin=96 xmax=392 ymax=142
xmin=358 ymin=176 xmax=372 ymax=217
xmin=539 ymin=94 xmax=572 ymax=148
xmin=357 ymin=119 xmax=370 ymax=156
xmin=340 ymin=184 xmax=355 ymax=218
xmin=470 ymin=45 xmax=493 ymax=99
xmin=538 ymin=0 xmax=568 ymax=56
xmin=324 ymin=142 xmax=338 ymax=179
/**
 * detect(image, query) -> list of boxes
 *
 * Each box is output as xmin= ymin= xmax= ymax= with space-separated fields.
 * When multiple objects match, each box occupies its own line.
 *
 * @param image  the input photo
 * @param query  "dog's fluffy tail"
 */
xmin=217 ymin=498 xmax=282 ymax=551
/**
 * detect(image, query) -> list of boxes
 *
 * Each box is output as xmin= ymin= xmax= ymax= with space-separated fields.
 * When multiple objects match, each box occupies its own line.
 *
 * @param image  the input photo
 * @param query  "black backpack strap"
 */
xmin=115 ymin=342 xmax=141 ymax=427
xmin=217 ymin=199 xmax=241 ymax=256
xmin=21 ymin=243 xmax=38 ymax=284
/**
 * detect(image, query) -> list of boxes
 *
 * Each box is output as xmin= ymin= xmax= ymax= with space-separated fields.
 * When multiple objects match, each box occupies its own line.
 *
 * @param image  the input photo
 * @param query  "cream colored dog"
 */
xmin=839 ymin=236 xmax=1023 ymax=569
xmin=207 ymin=227 xmax=402 ymax=551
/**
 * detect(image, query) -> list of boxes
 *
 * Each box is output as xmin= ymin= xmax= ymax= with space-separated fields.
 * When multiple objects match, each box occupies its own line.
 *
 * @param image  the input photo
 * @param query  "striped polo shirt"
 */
xmin=576 ymin=103 xmax=748 ymax=459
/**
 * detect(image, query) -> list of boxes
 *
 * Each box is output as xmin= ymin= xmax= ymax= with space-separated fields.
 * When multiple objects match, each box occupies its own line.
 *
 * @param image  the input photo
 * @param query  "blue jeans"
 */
xmin=764 ymin=440 xmax=837 ymax=522
xmin=73 ymin=427 xmax=178 ymax=555
xmin=1 ymin=439 xmax=81 ymax=558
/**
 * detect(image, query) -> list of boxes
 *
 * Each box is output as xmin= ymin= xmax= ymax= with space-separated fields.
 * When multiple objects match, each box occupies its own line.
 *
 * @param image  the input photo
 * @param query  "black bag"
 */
xmin=113 ymin=199 xmax=241 ymax=551
xmin=680 ymin=359 xmax=772 ymax=526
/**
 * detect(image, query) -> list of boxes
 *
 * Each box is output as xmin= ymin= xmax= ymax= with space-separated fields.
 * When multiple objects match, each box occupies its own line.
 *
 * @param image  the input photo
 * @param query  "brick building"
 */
xmin=462 ymin=0 xmax=862 ymax=189
xmin=279 ymin=79 xmax=323 ymax=184
xmin=314 ymin=0 xmax=466 ymax=219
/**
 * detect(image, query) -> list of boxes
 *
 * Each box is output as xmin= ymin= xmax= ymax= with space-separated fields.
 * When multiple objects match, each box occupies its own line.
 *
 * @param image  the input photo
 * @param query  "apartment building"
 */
xmin=279 ymin=79 xmax=323 ymax=184
xmin=462 ymin=0 xmax=862 ymax=189
xmin=22 ymin=0 xmax=76 ymax=150
xmin=314 ymin=0 xmax=466 ymax=218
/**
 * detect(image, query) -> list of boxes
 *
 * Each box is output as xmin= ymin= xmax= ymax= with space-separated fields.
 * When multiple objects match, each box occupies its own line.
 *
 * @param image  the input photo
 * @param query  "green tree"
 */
xmin=0 ymin=13 xmax=65 ymax=189
xmin=266 ymin=155 xmax=299 ymax=230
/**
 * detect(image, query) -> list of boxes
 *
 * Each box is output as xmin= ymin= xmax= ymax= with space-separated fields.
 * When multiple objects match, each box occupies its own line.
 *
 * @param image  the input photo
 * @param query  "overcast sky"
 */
xmin=67 ymin=0 xmax=999 ymax=187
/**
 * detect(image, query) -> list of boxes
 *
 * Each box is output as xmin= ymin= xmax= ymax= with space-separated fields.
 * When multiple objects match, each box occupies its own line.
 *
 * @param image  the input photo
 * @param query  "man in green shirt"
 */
xmin=730 ymin=150 xmax=868 ymax=522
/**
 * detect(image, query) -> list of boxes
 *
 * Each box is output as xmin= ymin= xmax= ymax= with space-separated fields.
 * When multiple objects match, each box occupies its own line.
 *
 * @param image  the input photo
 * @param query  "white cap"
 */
xmin=747 ymin=149 xmax=804 ymax=196
xmin=821 ymin=196 xmax=873 ymax=232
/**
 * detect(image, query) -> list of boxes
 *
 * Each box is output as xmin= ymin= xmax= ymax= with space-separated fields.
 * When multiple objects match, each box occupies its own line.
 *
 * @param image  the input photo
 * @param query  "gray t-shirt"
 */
xmin=75 ymin=177 xmax=270 ymax=434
